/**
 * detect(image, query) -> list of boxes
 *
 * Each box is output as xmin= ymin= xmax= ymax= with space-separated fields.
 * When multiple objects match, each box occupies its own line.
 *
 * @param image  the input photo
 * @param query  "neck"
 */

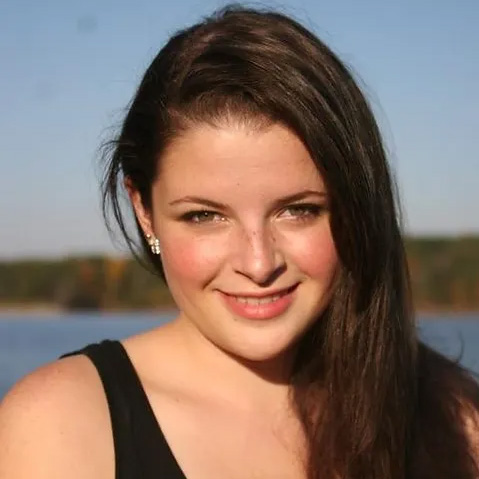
xmin=169 ymin=315 xmax=296 ymax=411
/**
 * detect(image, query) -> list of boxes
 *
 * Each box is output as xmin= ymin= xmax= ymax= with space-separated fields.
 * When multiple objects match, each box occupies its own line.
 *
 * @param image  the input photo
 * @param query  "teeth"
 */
xmin=234 ymin=293 xmax=283 ymax=305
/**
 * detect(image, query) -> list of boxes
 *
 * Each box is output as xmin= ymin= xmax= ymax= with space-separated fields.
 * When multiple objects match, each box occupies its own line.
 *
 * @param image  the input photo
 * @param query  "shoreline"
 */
xmin=0 ymin=303 xmax=178 ymax=317
xmin=0 ymin=304 xmax=477 ymax=319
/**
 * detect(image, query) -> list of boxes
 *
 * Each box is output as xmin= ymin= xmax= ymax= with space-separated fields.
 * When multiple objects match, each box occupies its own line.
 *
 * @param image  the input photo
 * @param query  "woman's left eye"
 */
xmin=181 ymin=210 xmax=226 ymax=224
xmin=280 ymin=204 xmax=323 ymax=220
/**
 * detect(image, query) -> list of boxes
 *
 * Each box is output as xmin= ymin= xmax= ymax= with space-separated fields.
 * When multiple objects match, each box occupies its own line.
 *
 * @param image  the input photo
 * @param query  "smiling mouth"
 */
xmin=219 ymin=283 xmax=298 ymax=320
xmin=222 ymin=284 xmax=298 ymax=304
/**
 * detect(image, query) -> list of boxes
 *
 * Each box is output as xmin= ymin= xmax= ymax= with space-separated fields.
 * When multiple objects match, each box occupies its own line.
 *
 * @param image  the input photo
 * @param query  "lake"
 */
xmin=1 ymin=312 xmax=478 ymax=399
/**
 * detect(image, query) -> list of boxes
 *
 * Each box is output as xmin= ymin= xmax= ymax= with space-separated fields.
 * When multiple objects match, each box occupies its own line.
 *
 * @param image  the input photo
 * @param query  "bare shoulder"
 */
xmin=417 ymin=342 xmax=479 ymax=469
xmin=0 ymin=354 xmax=114 ymax=479
xmin=462 ymin=400 xmax=479 ymax=467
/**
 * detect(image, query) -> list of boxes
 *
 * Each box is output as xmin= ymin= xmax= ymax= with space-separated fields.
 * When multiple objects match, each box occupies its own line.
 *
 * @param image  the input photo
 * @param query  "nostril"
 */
xmin=254 ymin=263 xmax=288 ymax=288
xmin=232 ymin=225 xmax=286 ymax=285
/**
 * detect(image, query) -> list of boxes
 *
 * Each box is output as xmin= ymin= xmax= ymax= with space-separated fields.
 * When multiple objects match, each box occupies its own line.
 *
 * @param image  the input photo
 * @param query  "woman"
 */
xmin=0 ymin=6 xmax=478 ymax=479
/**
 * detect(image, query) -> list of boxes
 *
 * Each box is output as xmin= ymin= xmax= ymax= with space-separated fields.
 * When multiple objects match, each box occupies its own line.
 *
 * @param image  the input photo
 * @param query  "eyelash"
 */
xmin=280 ymin=203 xmax=324 ymax=220
xmin=180 ymin=210 xmax=226 ymax=224
xmin=179 ymin=203 xmax=324 ymax=225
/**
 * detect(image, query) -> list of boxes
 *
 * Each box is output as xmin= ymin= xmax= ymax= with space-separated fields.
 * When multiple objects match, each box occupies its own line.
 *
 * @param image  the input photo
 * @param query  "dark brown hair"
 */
xmin=101 ymin=5 xmax=479 ymax=478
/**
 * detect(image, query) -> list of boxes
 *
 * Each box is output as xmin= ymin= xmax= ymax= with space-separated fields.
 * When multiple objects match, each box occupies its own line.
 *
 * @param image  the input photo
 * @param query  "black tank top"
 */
xmin=63 ymin=340 xmax=187 ymax=479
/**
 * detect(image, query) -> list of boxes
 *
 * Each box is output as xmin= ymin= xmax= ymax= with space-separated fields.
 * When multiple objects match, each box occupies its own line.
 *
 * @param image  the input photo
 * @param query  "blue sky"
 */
xmin=1 ymin=0 xmax=478 ymax=258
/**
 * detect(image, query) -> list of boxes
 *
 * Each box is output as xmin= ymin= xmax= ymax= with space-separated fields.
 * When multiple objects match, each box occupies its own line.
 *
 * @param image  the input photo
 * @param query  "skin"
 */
xmin=0 ymin=121 xmax=477 ymax=478
xmin=133 ymin=121 xmax=338 ymax=367
xmin=0 ymin=121 xmax=339 ymax=478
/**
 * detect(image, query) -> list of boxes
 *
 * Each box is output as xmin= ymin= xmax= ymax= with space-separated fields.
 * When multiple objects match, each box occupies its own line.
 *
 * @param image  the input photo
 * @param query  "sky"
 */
xmin=0 ymin=0 xmax=478 ymax=258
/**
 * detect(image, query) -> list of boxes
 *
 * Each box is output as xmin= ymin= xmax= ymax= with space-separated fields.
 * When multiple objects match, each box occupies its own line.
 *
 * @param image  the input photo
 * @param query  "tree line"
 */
xmin=0 ymin=236 xmax=478 ymax=312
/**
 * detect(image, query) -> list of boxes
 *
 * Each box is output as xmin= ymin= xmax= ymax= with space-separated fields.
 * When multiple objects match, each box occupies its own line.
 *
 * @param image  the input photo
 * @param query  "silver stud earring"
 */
xmin=146 ymin=234 xmax=161 ymax=255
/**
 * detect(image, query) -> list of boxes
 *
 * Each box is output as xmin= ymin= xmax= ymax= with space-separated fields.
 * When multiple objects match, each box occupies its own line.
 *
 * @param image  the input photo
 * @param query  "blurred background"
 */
xmin=1 ymin=0 xmax=478 ymax=397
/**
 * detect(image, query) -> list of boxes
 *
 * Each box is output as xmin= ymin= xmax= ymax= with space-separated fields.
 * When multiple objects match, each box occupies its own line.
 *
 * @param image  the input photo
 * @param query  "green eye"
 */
xmin=181 ymin=210 xmax=226 ymax=224
xmin=281 ymin=204 xmax=323 ymax=219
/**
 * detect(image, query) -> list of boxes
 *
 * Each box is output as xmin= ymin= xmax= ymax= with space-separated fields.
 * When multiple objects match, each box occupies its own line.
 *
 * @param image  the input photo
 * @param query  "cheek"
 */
xmin=160 ymin=234 xmax=225 ymax=285
xmin=287 ymin=227 xmax=338 ymax=280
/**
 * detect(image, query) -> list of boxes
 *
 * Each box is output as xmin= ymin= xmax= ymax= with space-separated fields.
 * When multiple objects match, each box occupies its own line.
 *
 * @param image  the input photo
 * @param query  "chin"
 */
xmin=219 ymin=323 xmax=307 ymax=364
xmin=224 ymin=306 xmax=323 ymax=363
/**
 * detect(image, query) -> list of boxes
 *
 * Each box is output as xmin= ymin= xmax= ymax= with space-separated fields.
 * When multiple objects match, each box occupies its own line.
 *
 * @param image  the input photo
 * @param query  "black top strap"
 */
xmin=63 ymin=340 xmax=186 ymax=479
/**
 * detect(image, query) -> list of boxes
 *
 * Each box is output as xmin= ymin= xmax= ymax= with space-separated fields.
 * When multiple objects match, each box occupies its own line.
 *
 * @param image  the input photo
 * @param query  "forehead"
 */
xmin=155 ymin=122 xmax=325 ymax=202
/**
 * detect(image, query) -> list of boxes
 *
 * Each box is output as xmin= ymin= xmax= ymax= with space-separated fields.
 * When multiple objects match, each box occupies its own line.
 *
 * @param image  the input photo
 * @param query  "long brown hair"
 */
xmin=101 ymin=6 xmax=479 ymax=478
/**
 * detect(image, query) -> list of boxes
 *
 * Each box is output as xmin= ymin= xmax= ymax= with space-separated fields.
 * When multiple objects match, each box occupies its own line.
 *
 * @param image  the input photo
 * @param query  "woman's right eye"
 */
xmin=180 ymin=210 xmax=226 ymax=224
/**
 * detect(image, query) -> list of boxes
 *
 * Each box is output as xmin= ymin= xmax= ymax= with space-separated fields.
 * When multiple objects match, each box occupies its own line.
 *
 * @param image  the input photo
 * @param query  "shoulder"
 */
xmin=417 ymin=342 xmax=479 ymax=470
xmin=461 ymin=396 xmax=479 ymax=468
xmin=0 ymin=354 xmax=114 ymax=479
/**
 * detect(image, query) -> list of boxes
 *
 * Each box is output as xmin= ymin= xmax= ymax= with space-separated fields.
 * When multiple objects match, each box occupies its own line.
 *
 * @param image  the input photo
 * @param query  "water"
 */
xmin=0 ymin=312 xmax=173 ymax=398
xmin=1 ymin=312 xmax=478 ymax=399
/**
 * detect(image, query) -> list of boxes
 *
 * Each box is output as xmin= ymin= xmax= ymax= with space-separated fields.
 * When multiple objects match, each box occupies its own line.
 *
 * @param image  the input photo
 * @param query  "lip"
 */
xmin=219 ymin=283 xmax=298 ymax=320
xmin=221 ymin=284 xmax=298 ymax=299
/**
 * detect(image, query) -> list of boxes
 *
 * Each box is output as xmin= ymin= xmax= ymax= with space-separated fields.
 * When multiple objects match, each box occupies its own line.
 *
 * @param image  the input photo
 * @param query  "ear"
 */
xmin=124 ymin=177 xmax=153 ymax=237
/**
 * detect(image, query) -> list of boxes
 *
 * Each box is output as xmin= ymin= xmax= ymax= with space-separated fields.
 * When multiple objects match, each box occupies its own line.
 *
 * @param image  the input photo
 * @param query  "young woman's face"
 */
xmin=133 ymin=121 xmax=338 ymax=361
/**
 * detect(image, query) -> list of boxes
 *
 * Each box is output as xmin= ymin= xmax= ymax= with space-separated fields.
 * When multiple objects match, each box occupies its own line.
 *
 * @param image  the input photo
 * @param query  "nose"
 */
xmin=232 ymin=224 xmax=286 ymax=286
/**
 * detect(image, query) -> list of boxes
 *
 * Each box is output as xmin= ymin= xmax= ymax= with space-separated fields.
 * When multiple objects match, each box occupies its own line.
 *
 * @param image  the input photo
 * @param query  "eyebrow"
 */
xmin=168 ymin=190 xmax=327 ymax=209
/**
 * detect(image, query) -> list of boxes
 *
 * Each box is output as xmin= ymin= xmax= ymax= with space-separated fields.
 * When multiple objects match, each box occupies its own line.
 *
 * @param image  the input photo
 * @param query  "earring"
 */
xmin=146 ymin=234 xmax=161 ymax=255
